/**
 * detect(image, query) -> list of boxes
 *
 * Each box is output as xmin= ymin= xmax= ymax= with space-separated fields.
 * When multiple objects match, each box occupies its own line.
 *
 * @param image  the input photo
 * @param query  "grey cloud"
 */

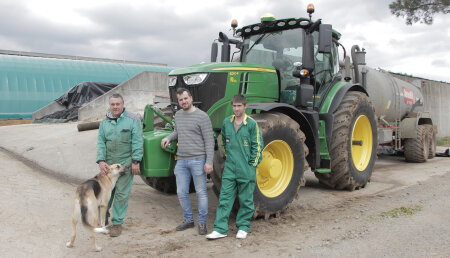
xmin=0 ymin=0 xmax=448 ymax=81
xmin=432 ymin=59 xmax=450 ymax=66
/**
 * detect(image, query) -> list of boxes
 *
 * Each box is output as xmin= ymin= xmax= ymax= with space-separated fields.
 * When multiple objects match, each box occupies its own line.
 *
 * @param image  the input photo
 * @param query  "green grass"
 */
xmin=380 ymin=205 xmax=422 ymax=218
xmin=437 ymin=136 xmax=450 ymax=146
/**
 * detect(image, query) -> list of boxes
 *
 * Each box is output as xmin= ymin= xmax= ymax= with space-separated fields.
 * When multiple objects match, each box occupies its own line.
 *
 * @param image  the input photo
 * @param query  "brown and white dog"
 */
xmin=66 ymin=163 xmax=127 ymax=251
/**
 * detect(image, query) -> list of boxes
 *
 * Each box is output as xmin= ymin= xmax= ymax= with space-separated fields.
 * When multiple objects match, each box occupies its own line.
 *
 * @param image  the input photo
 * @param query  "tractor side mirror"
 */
xmin=302 ymin=33 xmax=315 ymax=71
xmin=318 ymin=24 xmax=332 ymax=54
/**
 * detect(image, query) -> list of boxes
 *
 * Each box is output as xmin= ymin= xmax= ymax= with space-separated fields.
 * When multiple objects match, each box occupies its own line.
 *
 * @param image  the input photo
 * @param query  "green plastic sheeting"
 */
xmin=0 ymin=53 xmax=173 ymax=119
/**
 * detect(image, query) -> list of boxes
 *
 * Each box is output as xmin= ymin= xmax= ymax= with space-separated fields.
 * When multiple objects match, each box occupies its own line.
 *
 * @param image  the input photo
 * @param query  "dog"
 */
xmin=66 ymin=163 xmax=128 ymax=251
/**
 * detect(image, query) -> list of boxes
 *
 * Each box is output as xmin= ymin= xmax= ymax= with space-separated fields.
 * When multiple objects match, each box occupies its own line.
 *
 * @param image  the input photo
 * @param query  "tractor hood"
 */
xmin=168 ymin=62 xmax=276 ymax=76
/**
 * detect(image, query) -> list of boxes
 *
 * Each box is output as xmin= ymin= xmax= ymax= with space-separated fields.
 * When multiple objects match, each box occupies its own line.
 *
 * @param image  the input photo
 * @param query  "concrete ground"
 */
xmin=1 ymin=123 xmax=449 ymax=257
xmin=0 ymin=122 xmax=143 ymax=184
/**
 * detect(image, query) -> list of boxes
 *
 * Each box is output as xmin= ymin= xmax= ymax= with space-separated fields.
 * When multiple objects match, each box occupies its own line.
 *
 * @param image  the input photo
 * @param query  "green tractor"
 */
xmin=140 ymin=5 xmax=377 ymax=218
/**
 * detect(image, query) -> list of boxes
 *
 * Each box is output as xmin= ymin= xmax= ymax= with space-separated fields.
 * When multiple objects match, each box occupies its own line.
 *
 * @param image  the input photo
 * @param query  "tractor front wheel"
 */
xmin=211 ymin=112 xmax=309 ymax=218
xmin=140 ymin=176 xmax=177 ymax=193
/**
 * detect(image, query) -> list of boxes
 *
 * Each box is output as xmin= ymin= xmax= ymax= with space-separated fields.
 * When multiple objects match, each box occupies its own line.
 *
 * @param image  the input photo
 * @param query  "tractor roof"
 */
xmin=237 ymin=17 xmax=341 ymax=40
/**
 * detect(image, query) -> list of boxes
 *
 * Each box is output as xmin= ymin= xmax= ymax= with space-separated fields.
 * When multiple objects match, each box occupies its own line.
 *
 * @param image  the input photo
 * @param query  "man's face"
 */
xmin=232 ymin=102 xmax=247 ymax=118
xmin=109 ymin=97 xmax=124 ymax=118
xmin=177 ymin=91 xmax=193 ymax=111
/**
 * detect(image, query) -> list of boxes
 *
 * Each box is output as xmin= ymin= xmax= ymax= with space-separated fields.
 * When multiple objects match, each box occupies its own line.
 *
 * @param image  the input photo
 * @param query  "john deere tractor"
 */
xmin=139 ymin=4 xmax=418 ymax=218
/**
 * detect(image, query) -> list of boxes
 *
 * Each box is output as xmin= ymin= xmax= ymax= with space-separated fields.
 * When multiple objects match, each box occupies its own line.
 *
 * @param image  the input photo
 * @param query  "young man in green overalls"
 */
xmin=206 ymin=94 xmax=263 ymax=240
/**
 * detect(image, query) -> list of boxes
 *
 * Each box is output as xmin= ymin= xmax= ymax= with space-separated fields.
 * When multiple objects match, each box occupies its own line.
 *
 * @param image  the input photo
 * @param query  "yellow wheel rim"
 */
xmin=256 ymin=140 xmax=294 ymax=198
xmin=351 ymin=115 xmax=373 ymax=171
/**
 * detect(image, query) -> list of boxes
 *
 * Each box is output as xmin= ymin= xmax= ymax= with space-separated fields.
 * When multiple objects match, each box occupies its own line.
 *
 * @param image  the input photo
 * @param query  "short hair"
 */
xmin=176 ymin=88 xmax=192 ymax=97
xmin=231 ymin=94 xmax=247 ymax=105
xmin=109 ymin=93 xmax=124 ymax=103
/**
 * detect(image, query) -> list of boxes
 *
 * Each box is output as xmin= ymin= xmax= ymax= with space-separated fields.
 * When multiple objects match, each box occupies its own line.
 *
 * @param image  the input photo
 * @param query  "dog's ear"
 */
xmin=105 ymin=164 xmax=111 ymax=174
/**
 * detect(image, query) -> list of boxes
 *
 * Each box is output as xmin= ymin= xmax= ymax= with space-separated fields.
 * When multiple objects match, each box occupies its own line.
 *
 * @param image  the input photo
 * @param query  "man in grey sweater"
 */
xmin=161 ymin=88 xmax=214 ymax=235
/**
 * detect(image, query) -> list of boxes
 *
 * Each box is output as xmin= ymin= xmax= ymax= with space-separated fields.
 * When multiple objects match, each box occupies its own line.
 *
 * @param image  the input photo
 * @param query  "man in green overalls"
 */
xmin=96 ymin=93 xmax=143 ymax=237
xmin=206 ymin=94 xmax=263 ymax=240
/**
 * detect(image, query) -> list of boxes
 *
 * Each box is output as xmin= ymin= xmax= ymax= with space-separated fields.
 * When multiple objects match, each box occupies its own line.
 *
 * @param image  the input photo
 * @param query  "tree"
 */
xmin=389 ymin=0 xmax=449 ymax=25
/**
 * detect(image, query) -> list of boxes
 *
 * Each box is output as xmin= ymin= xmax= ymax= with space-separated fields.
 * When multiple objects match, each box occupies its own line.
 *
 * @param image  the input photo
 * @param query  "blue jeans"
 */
xmin=174 ymin=156 xmax=208 ymax=223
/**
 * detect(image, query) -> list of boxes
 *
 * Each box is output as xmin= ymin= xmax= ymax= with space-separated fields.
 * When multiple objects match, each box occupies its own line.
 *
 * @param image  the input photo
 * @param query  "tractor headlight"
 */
xmin=168 ymin=76 xmax=177 ymax=87
xmin=183 ymin=73 xmax=207 ymax=85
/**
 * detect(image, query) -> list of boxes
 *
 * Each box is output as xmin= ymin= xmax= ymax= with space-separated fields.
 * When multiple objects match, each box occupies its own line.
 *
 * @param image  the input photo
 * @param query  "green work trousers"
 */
xmin=106 ymin=172 xmax=134 ymax=225
xmin=212 ymin=166 xmax=256 ymax=234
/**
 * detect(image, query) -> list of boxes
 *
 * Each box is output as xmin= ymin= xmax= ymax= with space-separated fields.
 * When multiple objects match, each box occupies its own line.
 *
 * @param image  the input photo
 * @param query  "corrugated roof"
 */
xmin=0 ymin=52 xmax=173 ymax=119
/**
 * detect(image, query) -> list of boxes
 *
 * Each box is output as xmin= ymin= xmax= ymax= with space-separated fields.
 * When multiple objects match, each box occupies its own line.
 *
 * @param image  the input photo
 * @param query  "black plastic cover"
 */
xmin=55 ymin=82 xmax=118 ymax=109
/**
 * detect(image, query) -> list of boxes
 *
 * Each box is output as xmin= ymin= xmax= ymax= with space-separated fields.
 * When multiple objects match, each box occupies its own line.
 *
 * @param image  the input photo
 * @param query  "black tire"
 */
xmin=211 ymin=135 xmax=226 ymax=197
xmin=315 ymin=91 xmax=377 ymax=191
xmin=425 ymin=125 xmax=436 ymax=159
xmin=404 ymin=125 xmax=429 ymax=163
xmin=211 ymin=112 xmax=309 ymax=218
xmin=140 ymin=176 xmax=177 ymax=193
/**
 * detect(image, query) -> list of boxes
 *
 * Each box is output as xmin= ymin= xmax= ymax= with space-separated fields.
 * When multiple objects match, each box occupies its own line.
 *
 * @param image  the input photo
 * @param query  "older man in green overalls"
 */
xmin=206 ymin=94 xmax=263 ymax=240
xmin=96 ymin=93 xmax=143 ymax=237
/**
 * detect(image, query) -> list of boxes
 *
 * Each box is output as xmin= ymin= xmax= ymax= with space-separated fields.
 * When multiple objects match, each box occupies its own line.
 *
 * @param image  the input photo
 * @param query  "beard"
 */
xmin=181 ymin=103 xmax=192 ymax=111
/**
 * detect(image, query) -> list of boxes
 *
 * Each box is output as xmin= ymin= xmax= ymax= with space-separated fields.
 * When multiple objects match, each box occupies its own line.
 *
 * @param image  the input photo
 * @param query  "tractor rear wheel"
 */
xmin=404 ymin=125 xmax=429 ymax=163
xmin=315 ymin=91 xmax=377 ymax=190
xmin=211 ymin=112 xmax=309 ymax=218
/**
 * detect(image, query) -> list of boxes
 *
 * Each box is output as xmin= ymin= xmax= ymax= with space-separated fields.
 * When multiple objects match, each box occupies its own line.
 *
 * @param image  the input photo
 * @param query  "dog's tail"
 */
xmin=80 ymin=202 xmax=108 ymax=234
xmin=93 ymin=227 xmax=109 ymax=233
xmin=80 ymin=203 xmax=95 ymax=229
xmin=78 ymin=186 xmax=97 ymax=229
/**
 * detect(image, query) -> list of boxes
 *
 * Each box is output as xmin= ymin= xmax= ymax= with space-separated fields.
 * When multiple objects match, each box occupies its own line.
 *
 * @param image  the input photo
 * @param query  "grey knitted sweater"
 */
xmin=166 ymin=108 xmax=215 ymax=165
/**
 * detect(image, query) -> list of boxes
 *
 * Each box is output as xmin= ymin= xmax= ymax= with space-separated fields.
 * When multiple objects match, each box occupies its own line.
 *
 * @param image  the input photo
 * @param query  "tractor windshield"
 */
xmin=241 ymin=28 xmax=339 ymax=107
xmin=242 ymin=28 xmax=303 ymax=91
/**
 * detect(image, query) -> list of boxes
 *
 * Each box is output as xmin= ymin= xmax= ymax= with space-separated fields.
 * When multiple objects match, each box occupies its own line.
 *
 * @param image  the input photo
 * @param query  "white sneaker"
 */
xmin=236 ymin=230 xmax=247 ymax=239
xmin=205 ymin=231 xmax=227 ymax=240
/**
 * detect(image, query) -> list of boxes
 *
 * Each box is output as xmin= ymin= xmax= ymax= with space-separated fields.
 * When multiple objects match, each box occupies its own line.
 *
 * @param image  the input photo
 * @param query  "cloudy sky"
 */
xmin=1 ymin=0 xmax=449 ymax=82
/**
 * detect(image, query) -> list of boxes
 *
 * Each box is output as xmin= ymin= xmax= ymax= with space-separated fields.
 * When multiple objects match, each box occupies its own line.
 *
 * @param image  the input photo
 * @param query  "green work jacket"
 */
xmin=96 ymin=109 xmax=143 ymax=166
xmin=221 ymin=114 xmax=263 ymax=179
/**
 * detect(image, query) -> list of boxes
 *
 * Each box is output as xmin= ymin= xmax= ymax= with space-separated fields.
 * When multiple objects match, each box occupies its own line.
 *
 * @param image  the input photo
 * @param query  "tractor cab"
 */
xmin=235 ymin=13 xmax=340 ymax=110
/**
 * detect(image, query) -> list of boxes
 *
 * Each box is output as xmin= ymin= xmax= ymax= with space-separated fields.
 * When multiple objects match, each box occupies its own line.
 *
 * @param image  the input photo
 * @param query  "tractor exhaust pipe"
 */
xmin=351 ymin=45 xmax=366 ymax=84
xmin=211 ymin=42 xmax=218 ymax=62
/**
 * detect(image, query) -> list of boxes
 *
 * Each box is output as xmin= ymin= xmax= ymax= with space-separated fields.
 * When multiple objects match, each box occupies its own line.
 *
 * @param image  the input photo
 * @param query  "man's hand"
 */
xmin=161 ymin=138 xmax=170 ymax=149
xmin=204 ymin=163 xmax=213 ymax=174
xmin=131 ymin=162 xmax=140 ymax=175
xmin=99 ymin=161 xmax=108 ymax=175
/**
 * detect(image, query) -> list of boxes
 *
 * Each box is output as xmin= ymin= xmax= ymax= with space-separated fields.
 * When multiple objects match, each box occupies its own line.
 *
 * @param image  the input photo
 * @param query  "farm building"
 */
xmin=0 ymin=50 xmax=173 ymax=119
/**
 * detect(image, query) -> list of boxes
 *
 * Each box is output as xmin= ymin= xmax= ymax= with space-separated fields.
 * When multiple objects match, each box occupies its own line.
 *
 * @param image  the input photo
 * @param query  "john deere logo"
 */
xmin=243 ymin=139 xmax=249 ymax=146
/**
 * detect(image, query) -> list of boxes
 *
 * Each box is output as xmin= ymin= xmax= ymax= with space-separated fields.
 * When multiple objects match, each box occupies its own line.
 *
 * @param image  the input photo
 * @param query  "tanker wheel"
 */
xmin=404 ymin=125 xmax=429 ymax=163
xmin=425 ymin=125 xmax=436 ymax=159
xmin=315 ymin=91 xmax=377 ymax=191
xmin=211 ymin=112 xmax=309 ymax=219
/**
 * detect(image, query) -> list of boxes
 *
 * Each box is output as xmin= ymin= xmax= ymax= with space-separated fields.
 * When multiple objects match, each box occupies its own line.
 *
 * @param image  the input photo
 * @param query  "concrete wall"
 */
xmin=32 ymin=101 xmax=66 ymax=121
xmin=78 ymin=71 xmax=170 ymax=122
xmin=390 ymin=73 xmax=450 ymax=137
